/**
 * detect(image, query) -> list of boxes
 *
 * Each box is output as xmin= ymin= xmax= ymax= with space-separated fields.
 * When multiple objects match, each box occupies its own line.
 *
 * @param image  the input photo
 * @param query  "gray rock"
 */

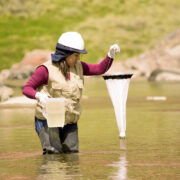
xmin=20 ymin=49 xmax=51 ymax=66
xmin=0 ymin=69 xmax=10 ymax=82
xmin=8 ymin=65 xmax=35 ymax=80
xmin=149 ymin=69 xmax=180 ymax=81
xmin=107 ymin=28 xmax=180 ymax=81
xmin=7 ymin=49 xmax=51 ymax=80
xmin=0 ymin=85 xmax=14 ymax=102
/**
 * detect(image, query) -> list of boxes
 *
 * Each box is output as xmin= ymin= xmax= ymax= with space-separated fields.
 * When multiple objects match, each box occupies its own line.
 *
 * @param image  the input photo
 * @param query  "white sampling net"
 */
xmin=103 ymin=74 xmax=132 ymax=138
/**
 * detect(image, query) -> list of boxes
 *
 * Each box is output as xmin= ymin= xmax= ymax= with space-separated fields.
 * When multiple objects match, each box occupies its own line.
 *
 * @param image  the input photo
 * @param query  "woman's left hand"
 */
xmin=108 ymin=44 xmax=120 ymax=59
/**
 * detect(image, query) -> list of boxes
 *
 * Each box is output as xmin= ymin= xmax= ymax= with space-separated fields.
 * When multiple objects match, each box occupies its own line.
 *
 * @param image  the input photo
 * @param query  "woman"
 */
xmin=22 ymin=32 xmax=120 ymax=154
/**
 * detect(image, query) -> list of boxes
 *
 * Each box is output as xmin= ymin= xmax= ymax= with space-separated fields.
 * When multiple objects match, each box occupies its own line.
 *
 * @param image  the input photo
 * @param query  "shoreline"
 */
xmin=0 ymin=96 xmax=36 ymax=108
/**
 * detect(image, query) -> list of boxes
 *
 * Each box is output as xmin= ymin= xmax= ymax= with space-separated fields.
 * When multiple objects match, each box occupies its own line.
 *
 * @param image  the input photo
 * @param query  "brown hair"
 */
xmin=53 ymin=60 xmax=69 ymax=80
xmin=59 ymin=60 xmax=69 ymax=80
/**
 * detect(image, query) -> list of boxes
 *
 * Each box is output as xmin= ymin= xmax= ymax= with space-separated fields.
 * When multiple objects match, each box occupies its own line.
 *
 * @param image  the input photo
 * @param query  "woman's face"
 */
xmin=66 ymin=53 xmax=80 ymax=67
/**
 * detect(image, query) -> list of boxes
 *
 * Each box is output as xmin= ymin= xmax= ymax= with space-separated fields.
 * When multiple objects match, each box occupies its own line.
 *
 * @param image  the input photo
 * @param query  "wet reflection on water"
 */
xmin=109 ymin=152 xmax=127 ymax=180
xmin=37 ymin=153 xmax=82 ymax=180
xmin=109 ymin=140 xmax=127 ymax=180
xmin=120 ymin=139 xmax=126 ymax=150
xmin=0 ymin=81 xmax=180 ymax=179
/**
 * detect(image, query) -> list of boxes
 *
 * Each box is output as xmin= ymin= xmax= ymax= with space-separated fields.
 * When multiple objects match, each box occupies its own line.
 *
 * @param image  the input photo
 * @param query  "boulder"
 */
xmin=0 ymin=85 xmax=14 ymax=102
xmin=8 ymin=64 xmax=35 ymax=80
xmin=19 ymin=49 xmax=52 ymax=66
xmin=8 ymin=49 xmax=52 ymax=80
xmin=0 ymin=69 xmax=10 ymax=82
xmin=149 ymin=69 xmax=180 ymax=81
xmin=156 ymin=72 xmax=180 ymax=81
xmin=107 ymin=28 xmax=180 ymax=81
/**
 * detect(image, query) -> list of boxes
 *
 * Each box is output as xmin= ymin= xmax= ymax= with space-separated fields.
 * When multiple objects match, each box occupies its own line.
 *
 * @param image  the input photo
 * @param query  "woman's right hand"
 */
xmin=35 ymin=92 xmax=49 ymax=108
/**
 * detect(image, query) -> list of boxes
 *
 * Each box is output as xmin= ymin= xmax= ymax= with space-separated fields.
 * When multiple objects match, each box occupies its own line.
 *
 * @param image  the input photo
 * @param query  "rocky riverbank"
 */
xmin=0 ymin=28 xmax=180 ymax=102
xmin=108 ymin=27 xmax=180 ymax=81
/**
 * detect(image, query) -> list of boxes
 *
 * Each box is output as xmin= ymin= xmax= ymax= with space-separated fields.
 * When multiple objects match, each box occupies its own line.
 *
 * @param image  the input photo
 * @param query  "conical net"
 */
xmin=103 ymin=74 xmax=133 ymax=138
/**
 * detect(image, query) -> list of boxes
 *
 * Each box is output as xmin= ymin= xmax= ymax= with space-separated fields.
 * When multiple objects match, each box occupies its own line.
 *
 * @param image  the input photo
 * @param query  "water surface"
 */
xmin=0 ymin=80 xmax=179 ymax=180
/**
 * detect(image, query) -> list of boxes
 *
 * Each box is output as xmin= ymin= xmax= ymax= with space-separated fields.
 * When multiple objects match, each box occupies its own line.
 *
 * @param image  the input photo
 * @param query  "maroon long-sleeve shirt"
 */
xmin=22 ymin=56 xmax=113 ymax=99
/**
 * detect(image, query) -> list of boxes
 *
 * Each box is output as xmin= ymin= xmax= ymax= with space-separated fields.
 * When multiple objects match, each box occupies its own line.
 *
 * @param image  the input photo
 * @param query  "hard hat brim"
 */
xmin=56 ymin=43 xmax=87 ymax=54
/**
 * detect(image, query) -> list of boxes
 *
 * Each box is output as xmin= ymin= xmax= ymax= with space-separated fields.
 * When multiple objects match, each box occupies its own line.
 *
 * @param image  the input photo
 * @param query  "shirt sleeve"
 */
xmin=22 ymin=65 xmax=49 ymax=99
xmin=81 ymin=56 xmax=113 ymax=76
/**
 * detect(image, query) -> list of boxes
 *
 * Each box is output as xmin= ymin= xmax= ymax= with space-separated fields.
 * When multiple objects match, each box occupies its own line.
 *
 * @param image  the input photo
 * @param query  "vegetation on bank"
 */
xmin=0 ymin=0 xmax=180 ymax=71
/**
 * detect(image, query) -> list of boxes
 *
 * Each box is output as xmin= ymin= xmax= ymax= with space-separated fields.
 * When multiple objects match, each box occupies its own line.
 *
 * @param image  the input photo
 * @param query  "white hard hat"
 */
xmin=57 ymin=32 xmax=87 ymax=54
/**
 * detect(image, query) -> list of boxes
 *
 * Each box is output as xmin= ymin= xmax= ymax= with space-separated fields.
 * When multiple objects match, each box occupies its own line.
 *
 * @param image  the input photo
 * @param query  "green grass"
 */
xmin=0 ymin=0 xmax=180 ymax=71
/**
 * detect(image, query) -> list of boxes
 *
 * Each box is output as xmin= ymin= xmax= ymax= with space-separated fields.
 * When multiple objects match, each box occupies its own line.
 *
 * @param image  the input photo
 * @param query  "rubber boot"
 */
xmin=49 ymin=128 xmax=63 ymax=153
xmin=62 ymin=129 xmax=79 ymax=153
xmin=39 ymin=126 xmax=59 ymax=154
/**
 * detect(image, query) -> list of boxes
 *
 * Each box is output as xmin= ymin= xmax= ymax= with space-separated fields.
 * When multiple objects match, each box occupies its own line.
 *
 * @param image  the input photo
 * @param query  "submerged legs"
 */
xmin=35 ymin=117 xmax=79 ymax=154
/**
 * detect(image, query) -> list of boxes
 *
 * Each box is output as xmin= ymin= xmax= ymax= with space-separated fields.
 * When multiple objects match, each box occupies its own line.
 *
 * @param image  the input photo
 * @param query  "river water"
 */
xmin=0 ymin=80 xmax=179 ymax=180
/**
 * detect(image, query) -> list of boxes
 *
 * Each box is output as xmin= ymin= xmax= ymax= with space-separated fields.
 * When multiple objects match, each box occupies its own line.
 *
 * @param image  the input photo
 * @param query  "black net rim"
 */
xmin=103 ymin=74 xmax=133 ymax=80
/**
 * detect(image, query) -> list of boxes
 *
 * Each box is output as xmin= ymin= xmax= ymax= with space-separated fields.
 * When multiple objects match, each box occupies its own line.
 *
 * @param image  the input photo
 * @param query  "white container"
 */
xmin=43 ymin=98 xmax=65 ymax=128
